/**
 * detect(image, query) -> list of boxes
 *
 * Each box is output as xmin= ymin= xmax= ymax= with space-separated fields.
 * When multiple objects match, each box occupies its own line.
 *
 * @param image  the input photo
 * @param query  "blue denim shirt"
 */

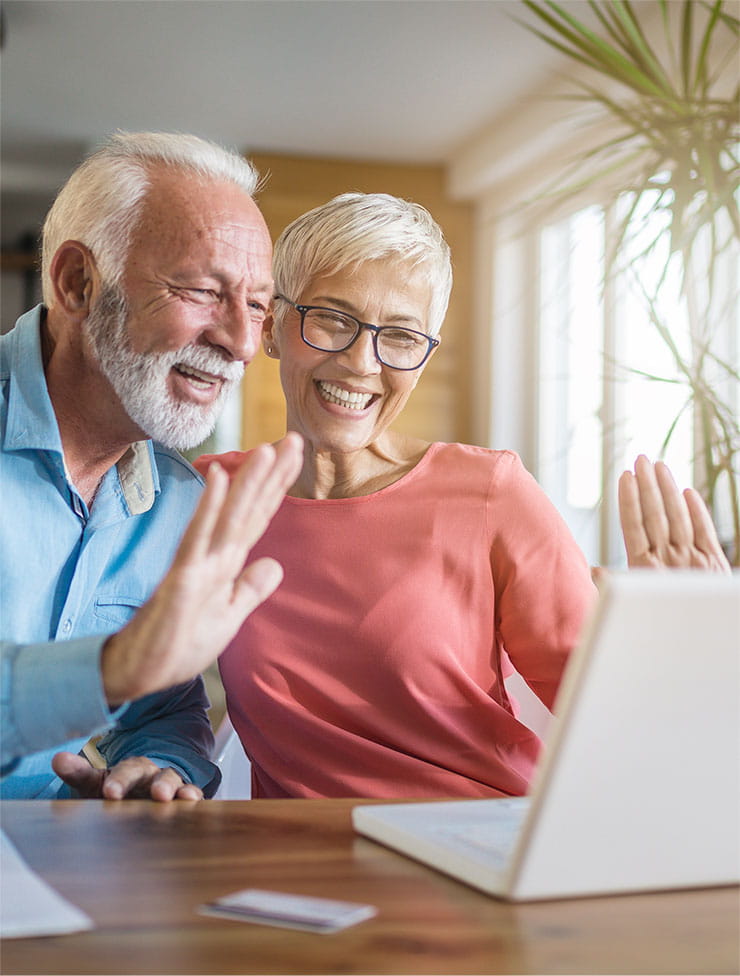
xmin=1 ymin=307 xmax=220 ymax=797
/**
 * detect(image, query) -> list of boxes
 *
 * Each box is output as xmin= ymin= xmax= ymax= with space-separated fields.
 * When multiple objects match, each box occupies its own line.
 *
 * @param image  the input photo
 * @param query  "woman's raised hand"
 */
xmin=618 ymin=455 xmax=731 ymax=573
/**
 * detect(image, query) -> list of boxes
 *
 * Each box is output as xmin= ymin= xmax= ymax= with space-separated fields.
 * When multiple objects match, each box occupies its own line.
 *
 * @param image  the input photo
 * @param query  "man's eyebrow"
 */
xmin=252 ymin=280 xmax=274 ymax=295
xmin=169 ymin=270 xmax=273 ymax=289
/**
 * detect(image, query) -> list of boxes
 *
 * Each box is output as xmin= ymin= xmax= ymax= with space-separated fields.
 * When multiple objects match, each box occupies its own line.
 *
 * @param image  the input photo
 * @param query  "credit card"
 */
xmin=198 ymin=888 xmax=377 ymax=933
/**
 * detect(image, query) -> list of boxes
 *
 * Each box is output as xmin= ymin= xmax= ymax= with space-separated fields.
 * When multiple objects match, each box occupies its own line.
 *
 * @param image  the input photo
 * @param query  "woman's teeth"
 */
xmin=318 ymin=381 xmax=373 ymax=410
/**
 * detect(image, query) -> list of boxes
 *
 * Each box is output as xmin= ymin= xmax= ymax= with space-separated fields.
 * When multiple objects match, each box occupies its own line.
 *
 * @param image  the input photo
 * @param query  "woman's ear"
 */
xmin=262 ymin=315 xmax=279 ymax=359
xmin=49 ymin=241 xmax=98 ymax=318
xmin=410 ymin=339 xmax=438 ymax=388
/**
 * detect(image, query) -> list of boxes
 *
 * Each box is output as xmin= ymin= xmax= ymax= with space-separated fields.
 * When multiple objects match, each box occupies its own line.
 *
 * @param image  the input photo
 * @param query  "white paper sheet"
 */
xmin=0 ymin=829 xmax=93 ymax=938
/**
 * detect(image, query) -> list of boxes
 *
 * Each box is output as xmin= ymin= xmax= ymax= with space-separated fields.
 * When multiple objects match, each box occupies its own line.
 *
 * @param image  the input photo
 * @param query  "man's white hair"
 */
xmin=273 ymin=192 xmax=453 ymax=337
xmin=41 ymin=130 xmax=260 ymax=306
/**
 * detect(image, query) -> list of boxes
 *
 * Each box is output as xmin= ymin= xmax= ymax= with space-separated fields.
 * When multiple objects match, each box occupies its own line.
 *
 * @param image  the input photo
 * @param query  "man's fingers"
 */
xmin=172 ymin=782 xmax=204 ymax=801
xmin=232 ymin=557 xmax=285 ymax=616
xmin=99 ymin=434 xmax=303 ymax=704
xmin=209 ymin=433 xmax=302 ymax=554
xmin=100 ymin=757 xmax=163 ymax=799
xmin=208 ymin=443 xmax=279 ymax=553
xmin=173 ymin=461 xmax=230 ymax=564
xmin=51 ymin=751 xmax=105 ymax=796
xmin=173 ymin=433 xmax=302 ymax=573
xmin=53 ymin=754 xmax=204 ymax=802
xmin=147 ymin=767 xmax=202 ymax=803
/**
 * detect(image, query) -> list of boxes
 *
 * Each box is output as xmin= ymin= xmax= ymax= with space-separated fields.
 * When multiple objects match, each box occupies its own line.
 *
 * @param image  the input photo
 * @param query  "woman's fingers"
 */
xmin=618 ymin=467 xmax=654 ymax=567
xmin=619 ymin=455 xmax=730 ymax=572
xmin=684 ymin=488 xmax=732 ymax=571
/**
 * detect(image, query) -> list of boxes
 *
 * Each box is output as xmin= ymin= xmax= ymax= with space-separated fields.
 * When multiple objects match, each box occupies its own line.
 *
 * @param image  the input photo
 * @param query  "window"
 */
xmin=538 ymin=205 xmax=605 ymax=563
xmin=533 ymin=196 xmax=738 ymax=566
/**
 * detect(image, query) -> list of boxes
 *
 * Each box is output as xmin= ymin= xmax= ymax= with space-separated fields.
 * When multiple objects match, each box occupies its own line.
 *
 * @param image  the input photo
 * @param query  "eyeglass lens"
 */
xmin=302 ymin=308 xmax=430 ymax=369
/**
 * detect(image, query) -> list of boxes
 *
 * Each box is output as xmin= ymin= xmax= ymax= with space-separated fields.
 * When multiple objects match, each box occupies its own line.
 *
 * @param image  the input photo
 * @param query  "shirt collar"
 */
xmin=117 ymin=440 xmax=160 ymax=515
xmin=4 ymin=305 xmax=160 ymax=516
xmin=4 ymin=306 xmax=63 ymax=455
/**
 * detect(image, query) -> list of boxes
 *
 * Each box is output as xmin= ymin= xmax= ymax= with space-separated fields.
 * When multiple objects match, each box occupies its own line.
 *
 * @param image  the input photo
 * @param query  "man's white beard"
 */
xmin=83 ymin=286 xmax=244 ymax=450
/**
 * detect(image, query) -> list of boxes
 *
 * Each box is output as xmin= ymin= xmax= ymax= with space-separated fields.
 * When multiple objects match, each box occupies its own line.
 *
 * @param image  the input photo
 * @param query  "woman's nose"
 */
xmin=337 ymin=327 xmax=381 ymax=374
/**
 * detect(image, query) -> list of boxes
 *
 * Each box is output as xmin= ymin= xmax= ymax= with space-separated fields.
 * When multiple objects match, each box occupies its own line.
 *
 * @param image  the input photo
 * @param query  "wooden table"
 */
xmin=1 ymin=799 xmax=738 ymax=975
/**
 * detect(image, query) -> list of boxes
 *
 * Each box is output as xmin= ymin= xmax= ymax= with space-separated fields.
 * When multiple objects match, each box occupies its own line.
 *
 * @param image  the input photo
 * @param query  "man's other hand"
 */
xmin=51 ymin=751 xmax=203 ymax=801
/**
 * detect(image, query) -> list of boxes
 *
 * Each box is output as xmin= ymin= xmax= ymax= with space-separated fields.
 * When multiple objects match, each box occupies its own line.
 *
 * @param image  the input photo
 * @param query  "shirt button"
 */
xmin=62 ymin=619 xmax=72 ymax=634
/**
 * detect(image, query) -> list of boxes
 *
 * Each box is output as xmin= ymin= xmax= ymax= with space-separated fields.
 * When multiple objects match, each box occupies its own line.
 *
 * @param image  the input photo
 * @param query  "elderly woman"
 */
xmin=198 ymin=192 xmax=729 ymax=799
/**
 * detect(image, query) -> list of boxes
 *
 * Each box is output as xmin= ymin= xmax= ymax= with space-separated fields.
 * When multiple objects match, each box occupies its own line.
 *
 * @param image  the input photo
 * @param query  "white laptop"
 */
xmin=353 ymin=571 xmax=740 ymax=901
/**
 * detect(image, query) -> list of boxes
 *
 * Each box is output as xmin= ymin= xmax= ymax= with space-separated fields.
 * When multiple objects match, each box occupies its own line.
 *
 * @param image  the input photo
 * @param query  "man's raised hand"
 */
xmin=101 ymin=433 xmax=303 ymax=705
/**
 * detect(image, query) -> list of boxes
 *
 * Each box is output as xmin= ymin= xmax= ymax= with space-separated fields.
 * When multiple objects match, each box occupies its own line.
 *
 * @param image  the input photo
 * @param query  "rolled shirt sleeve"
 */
xmin=1 ymin=636 xmax=121 ymax=777
xmin=95 ymin=677 xmax=220 ymax=796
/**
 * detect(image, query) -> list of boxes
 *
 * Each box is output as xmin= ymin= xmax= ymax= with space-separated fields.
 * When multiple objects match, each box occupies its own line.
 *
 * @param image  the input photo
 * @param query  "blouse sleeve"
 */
xmin=487 ymin=453 xmax=598 ymax=710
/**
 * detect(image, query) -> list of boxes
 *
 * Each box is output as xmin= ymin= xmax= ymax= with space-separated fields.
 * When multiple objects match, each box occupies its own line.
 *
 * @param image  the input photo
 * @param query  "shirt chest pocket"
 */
xmin=93 ymin=595 xmax=145 ymax=628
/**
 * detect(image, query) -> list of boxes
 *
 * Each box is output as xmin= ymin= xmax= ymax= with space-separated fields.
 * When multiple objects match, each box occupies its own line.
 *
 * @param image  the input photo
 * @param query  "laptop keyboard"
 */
xmin=431 ymin=796 xmax=530 ymax=869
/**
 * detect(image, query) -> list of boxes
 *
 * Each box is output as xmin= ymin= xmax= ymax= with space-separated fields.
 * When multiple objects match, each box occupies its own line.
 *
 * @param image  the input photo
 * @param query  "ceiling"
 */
xmin=0 ymin=0 xmax=584 ymax=240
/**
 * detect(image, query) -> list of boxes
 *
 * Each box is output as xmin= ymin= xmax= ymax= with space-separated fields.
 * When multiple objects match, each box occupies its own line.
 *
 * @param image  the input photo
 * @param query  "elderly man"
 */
xmin=1 ymin=131 xmax=302 ymax=801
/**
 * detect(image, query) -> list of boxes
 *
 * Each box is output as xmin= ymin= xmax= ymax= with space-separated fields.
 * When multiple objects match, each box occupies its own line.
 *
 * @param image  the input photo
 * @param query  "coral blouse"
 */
xmin=197 ymin=443 xmax=596 ymax=798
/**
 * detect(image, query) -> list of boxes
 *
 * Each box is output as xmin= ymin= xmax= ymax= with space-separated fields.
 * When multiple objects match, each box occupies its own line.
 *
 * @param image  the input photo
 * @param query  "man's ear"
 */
xmin=48 ymin=241 xmax=99 ymax=317
xmin=262 ymin=315 xmax=279 ymax=359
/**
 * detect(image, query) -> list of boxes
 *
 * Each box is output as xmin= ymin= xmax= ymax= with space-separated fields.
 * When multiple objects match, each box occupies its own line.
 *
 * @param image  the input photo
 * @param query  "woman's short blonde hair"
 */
xmin=273 ymin=192 xmax=453 ymax=337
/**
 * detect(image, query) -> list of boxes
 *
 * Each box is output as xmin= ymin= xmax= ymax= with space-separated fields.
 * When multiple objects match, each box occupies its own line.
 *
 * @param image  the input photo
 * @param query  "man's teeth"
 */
xmin=318 ymin=381 xmax=373 ymax=410
xmin=176 ymin=364 xmax=219 ymax=388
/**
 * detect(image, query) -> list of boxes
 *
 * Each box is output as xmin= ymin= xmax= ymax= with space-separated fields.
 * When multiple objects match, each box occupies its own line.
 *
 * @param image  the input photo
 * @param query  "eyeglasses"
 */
xmin=275 ymin=295 xmax=439 ymax=371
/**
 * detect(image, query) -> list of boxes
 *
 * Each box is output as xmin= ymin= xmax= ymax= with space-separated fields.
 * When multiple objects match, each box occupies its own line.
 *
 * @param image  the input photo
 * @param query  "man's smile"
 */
xmin=173 ymin=362 xmax=222 ymax=390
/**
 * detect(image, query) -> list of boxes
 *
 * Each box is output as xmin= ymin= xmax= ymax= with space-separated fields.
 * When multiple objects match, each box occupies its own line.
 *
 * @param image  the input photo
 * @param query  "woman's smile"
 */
xmin=315 ymin=380 xmax=377 ymax=412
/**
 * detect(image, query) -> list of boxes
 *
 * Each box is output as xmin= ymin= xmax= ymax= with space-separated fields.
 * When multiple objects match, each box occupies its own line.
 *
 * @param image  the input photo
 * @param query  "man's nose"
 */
xmin=205 ymin=301 xmax=262 ymax=363
xmin=337 ymin=327 xmax=382 ymax=374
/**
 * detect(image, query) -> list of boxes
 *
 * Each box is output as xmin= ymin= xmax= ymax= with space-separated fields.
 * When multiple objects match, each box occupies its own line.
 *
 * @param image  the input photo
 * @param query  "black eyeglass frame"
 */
xmin=275 ymin=295 xmax=440 ymax=371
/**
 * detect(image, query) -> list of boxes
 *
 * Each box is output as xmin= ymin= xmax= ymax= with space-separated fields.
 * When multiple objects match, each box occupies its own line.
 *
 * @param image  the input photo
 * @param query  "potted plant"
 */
xmin=521 ymin=0 xmax=739 ymax=563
